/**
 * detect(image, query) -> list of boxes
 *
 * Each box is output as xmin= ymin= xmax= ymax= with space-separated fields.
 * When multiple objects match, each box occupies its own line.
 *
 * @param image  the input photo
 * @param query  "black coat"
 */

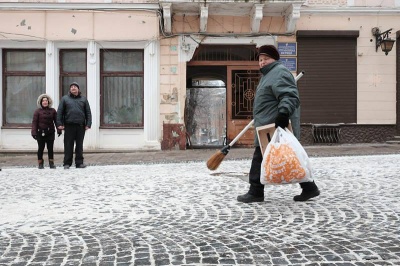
xmin=31 ymin=94 xmax=61 ymax=140
xmin=57 ymin=92 xmax=92 ymax=128
xmin=31 ymin=107 xmax=59 ymax=140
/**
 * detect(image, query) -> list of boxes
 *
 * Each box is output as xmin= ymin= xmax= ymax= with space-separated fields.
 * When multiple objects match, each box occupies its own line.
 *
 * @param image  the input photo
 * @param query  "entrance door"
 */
xmin=185 ymin=79 xmax=226 ymax=147
xmin=227 ymin=66 xmax=261 ymax=146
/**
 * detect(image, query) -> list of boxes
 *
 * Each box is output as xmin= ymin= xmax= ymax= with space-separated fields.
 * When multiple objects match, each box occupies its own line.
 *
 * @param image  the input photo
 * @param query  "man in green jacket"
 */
xmin=237 ymin=45 xmax=320 ymax=203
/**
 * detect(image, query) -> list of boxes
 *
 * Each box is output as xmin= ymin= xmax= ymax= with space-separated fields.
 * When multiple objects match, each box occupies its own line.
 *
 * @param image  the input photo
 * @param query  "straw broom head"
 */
xmin=206 ymin=145 xmax=231 ymax=170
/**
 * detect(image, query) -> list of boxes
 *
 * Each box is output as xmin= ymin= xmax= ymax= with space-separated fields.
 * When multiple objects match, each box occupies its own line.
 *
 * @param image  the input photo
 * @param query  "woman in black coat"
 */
xmin=31 ymin=94 xmax=62 ymax=169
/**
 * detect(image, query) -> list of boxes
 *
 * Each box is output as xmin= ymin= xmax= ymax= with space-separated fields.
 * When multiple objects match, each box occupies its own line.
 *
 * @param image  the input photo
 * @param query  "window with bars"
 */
xmin=191 ymin=45 xmax=258 ymax=61
xmin=100 ymin=49 xmax=144 ymax=128
xmin=2 ymin=49 xmax=45 ymax=126
xmin=60 ymin=49 xmax=87 ymax=97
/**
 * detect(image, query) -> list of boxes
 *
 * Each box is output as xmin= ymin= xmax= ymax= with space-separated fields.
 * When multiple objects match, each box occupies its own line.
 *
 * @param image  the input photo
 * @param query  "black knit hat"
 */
xmin=258 ymin=45 xmax=280 ymax=60
xmin=70 ymin=82 xmax=80 ymax=90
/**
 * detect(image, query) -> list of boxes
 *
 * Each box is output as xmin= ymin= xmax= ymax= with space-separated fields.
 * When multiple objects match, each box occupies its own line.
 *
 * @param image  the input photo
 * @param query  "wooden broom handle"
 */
xmin=228 ymin=119 xmax=254 ymax=147
xmin=227 ymin=71 xmax=305 ymax=147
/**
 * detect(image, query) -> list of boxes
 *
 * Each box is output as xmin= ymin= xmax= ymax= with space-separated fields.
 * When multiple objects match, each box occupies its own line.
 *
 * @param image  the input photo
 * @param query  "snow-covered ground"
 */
xmin=0 ymin=154 xmax=399 ymax=265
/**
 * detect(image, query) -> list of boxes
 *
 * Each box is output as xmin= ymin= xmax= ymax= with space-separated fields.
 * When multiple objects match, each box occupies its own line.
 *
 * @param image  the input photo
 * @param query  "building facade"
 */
xmin=0 ymin=0 xmax=399 ymax=151
xmin=0 ymin=2 xmax=161 ymax=151
xmin=159 ymin=0 xmax=400 ymax=147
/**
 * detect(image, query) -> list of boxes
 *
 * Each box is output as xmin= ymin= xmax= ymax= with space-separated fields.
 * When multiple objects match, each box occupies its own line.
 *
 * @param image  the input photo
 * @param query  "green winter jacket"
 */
xmin=253 ymin=61 xmax=301 ymax=146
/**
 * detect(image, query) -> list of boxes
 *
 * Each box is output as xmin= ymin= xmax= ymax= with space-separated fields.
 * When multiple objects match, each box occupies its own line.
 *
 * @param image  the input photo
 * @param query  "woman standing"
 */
xmin=31 ymin=94 xmax=62 ymax=169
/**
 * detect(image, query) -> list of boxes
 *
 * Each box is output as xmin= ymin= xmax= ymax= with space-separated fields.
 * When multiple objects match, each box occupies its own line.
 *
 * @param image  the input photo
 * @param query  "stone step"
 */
xmin=386 ymin=140 xmax=400 ymax=144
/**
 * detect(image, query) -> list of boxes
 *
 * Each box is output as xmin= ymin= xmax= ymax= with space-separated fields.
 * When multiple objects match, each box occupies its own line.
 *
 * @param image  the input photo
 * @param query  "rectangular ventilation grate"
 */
xmin=312 ymin=124 xmax=341 ymax=143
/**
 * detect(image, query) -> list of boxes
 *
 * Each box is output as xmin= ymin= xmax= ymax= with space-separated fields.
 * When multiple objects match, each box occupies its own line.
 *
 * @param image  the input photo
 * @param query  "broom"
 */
xmin=206 ymin=71 xmax=305 ymax=171
xmin=206 ymin=119 xmax=255 ymax=170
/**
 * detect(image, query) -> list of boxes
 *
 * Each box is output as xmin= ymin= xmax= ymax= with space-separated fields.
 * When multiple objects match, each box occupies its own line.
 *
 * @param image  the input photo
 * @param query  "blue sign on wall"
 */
xmin=278 ymin=42 xmax=297 ymax=56
xmin=279 ymin=57 xmax=297 ymax=72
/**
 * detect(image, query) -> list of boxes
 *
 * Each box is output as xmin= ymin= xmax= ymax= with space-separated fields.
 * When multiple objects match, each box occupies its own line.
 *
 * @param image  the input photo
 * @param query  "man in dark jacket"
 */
xmin=57 ymin=82 xmax=92 ymax=169
xmin=237 ymin=45 xmax=320 ymax=203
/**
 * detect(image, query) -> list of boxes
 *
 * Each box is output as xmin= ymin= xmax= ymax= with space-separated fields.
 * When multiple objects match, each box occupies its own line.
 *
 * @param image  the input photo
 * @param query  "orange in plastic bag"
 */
xmin=263 ymin=143 xmax=306 ymax=184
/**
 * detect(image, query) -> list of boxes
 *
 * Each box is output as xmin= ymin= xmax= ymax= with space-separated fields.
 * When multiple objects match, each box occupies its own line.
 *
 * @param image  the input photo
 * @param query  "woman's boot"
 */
xmin=49 ymin=159 xmax=56 ymax=169
xmin=38 ymin=160 xmax=44 ymax=169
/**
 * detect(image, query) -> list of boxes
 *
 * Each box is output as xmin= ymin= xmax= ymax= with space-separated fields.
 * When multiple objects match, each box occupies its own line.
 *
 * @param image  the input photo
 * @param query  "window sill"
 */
xmin=99 ymin=126 xmax=144 ymax=129
xmin=2 ymin=125 xmax=31 ymax=129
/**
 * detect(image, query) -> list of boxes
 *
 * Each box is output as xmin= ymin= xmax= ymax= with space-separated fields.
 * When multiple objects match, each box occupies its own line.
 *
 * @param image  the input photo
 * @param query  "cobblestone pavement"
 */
xmin=1 ymin=154 xmax=400 ymax=266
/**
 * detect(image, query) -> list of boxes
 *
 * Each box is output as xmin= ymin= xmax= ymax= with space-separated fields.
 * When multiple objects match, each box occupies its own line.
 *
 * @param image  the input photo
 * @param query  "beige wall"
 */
xmin=0 ymin=10 xmax=158 ymax=41
xmin=307 ymin=0 xmax=347 ymax=5
xmin=306 ymin=0 xmax=396 ymax=6
xmin=297 ymin=15 xmax=398 ymax=124
xmin=0 ymin=0 xmax=158 ymax=3
xmin=171 ymin=15 xmax=286 ymax=34
xmin=352 ymin=0 xmax=396 ymax=7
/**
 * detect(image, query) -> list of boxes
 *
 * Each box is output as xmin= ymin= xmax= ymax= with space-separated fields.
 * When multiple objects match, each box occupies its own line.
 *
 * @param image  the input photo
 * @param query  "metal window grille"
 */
xmin=192 ymin=45 xmax=257 ymax=61
xmin=312 ymin=124 xmax=341 ymax=143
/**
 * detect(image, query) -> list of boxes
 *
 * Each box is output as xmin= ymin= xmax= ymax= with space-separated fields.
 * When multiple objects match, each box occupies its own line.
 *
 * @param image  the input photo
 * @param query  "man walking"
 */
xmin=237 ymin=45 xmax=320 ymax=203
xmin=57 ymin=82 xmax=92 ymax=169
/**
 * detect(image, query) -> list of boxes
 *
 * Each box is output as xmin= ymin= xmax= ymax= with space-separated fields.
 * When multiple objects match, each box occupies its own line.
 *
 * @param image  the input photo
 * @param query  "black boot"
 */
xmin=49 ymin=159 xmax=56 ymax=169
xmin=38 ymin=160 xmax=44 ymax=169
xmin=237 ymin=192 xmax=264 ymax=203
xmin=294 ymin=181 xmax=320 ymax=201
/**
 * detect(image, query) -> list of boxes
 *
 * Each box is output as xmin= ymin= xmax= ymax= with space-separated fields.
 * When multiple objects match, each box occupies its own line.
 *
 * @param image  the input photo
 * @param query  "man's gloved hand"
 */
xmin=57 ymin=132 xmax=62 ymax=137
xmin=32 ymin=135 xmax=37 ymax=140
xmin=275 ymin=112 xmax=289 ymax=129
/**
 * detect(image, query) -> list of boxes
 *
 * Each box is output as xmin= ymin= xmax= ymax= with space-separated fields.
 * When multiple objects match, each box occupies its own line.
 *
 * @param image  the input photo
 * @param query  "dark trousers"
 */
xmin=37 ymin=140 xmax=54 ymax=161
xmin=248 ymin=146 xmax=317 ymax=196
xmin=63 ymin=124 xmax=86 ymax=166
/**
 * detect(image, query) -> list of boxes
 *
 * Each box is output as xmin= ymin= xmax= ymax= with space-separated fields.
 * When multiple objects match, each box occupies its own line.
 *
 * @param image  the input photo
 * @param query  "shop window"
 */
xmin=100 ymin=49 xmax=144 ymax=128
xmin=60 ymin=49 xmax=87 ymax=97
xmin=2 ymin=49 xmax=45 ymax=127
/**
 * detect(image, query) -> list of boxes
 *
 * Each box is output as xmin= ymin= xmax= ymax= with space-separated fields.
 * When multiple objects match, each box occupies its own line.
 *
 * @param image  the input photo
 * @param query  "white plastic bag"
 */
xmin=260 ymin=127 xmax=313 ymax=185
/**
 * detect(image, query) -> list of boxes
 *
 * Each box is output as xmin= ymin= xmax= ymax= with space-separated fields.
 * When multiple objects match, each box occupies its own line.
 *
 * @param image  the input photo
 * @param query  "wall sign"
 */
xmin=278 ymin=42 xmax=297 ymax=56
xmin=279 ymin=57 xmax=297 ymax=72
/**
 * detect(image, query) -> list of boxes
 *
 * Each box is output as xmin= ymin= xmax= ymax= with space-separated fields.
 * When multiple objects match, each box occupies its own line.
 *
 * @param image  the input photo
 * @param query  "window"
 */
xmin=100 ymin=49 xmax=144 ymax=127
xmin=2 ymin=49 xmax=45 ymax=126
xmin=60 ymin=49 xmax=87 ymax=97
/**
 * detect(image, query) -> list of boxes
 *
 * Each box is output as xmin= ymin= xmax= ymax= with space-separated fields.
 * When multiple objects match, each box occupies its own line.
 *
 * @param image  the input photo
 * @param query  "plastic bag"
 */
xmin=260 ymin=127 xmax=313 ymax=185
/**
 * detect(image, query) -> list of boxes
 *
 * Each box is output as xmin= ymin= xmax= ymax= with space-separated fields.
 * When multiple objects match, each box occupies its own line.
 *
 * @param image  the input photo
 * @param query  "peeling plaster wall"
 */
xmin=159 ymin=36 xmax=187 ymax=149
xmin=159 ymin=15 xmax=287 ymax=147
xmin=0 ymin=10 xmax=158 ymax=41
xmin=160 ymin=37 xmax=181 ymax=126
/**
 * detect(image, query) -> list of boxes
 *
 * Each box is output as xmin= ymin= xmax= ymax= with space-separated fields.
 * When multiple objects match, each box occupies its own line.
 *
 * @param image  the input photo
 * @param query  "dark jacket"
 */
xmin=57 ymin=91 xmax=92 ymax=127
xmin=31 ymin=94 xmax=61 ymax=139
xmin=253 ymin=61 xmax=301 ymax=146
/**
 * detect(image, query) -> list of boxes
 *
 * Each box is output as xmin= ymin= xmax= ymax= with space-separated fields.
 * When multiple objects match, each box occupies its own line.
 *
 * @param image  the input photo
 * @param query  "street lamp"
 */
xmin=372 ymin=27 xmax=395 ymax=55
